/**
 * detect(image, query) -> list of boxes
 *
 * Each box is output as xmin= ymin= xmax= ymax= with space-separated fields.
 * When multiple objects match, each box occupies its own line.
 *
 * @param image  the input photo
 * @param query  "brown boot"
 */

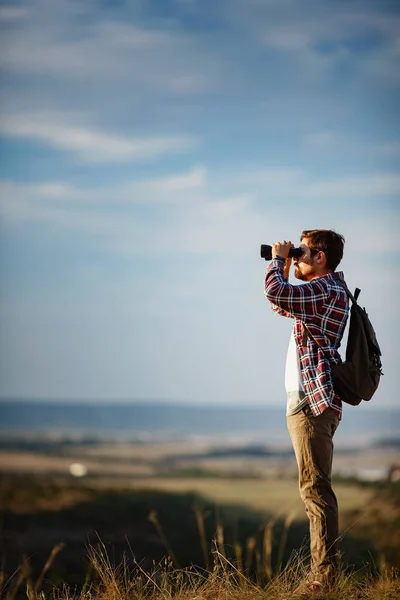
xmin=293 ymin=580 xmax=324 ymax=598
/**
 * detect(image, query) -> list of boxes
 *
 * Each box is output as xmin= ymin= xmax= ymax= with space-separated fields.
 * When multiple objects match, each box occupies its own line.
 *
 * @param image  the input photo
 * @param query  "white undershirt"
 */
xmin=285 ymin=329 xmax=307 ymax=416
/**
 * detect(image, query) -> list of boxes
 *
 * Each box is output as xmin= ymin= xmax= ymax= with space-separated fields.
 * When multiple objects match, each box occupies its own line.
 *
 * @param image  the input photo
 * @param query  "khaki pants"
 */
xmin=287 ymin=405 xmax=340 ymax=585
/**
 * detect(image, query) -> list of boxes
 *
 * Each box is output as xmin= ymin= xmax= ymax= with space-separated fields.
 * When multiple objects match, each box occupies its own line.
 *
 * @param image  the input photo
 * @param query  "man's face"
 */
xmin=293 ymin=238 xmax=318 ymax=282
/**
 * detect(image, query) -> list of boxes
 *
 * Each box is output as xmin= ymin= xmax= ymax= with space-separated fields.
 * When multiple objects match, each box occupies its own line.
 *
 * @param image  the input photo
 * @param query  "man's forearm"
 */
xmin=264 ymin=260 xmax=293 ymax=318
xmin=272 ymin=253 xmax=292 ymax=282
xmin=283 ymin=258 xmax=291 ymax=281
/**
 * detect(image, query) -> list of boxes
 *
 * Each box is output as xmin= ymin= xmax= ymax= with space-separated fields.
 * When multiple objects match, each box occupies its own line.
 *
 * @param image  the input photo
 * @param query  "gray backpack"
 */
xmin=330 ymin=282 xmax=383 ymax=406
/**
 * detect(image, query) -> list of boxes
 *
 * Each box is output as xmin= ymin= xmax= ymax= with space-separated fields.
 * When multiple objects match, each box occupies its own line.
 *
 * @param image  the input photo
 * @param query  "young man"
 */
xmin=264 ymin=229 xmax=349 ymax=594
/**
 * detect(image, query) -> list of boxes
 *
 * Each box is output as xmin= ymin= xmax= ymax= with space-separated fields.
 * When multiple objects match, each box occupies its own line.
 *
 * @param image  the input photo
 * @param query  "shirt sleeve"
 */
xmin=264 ymin=260 xmax=329 ymax=321
xmin=270 ymin=301 xmax=294 ymax=318
xmin=264 ymin=260 xmax=294 ymax=318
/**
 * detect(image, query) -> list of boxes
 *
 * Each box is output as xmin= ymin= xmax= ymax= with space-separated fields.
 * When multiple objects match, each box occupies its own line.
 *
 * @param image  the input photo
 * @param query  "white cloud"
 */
xmin=248 ymin=4 xmax=400 ymax=52
xmin=228 ymin=1 xmax=400 ymax=85
xmin=91 ymin=22 xmax=174 ymax=49
xmin=0 ymin=172 xmax=259 ymax=260
xmin=205 ymin=195 xmax=250 ymax=215
xmin=28 ymin=182 xmax=77 ymax=199
xmin=0 ymin=6 xmax=27 ymax=21
xmin=0 ymin=3 xmax=216 ymax=95
xmin=263 ymin=26 xmax=313 ymax=51
xmin=303 ymin=131 xmax=400 ymax=160
xmin=1 ymin=168 xmax=398 ymax=262
xmin=0 ymin=114 xmax=196 ymax=163
xmin=0 ymin=166 xmax=207 ymax=220
xmin=303 ymin=130 xmax=338 ymax=148
xmin=306 ymin=174 xmax=400 ymax=198
xmin=146 ymin=166 xmax=206 ymax=192
xmin=227 ymin=168 xmax=400 ymax=200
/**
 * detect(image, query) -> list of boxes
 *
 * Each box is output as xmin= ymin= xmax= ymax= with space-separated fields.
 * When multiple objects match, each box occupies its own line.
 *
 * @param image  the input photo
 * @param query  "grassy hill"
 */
xmin=1 ymin=474 xmax=399 ymax=599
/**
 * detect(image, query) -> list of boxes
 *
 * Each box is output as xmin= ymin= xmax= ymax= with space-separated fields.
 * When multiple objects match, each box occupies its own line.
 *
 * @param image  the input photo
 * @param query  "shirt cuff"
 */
xmin=271 ymin=257 xmax=285 ymax=267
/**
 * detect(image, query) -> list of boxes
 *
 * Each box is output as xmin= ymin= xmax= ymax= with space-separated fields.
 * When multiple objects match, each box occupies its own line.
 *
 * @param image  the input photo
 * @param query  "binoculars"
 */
xmin=260 ymin=245 xmax=303 ymax=261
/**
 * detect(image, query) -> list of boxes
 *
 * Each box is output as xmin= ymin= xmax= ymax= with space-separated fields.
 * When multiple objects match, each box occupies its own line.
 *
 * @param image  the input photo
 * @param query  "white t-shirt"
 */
xmin=285 ymin=329 xmax=307 ymax=416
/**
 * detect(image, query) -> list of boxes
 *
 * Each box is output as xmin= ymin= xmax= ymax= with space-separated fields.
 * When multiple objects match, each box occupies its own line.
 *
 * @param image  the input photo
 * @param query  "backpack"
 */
xmin=330 ymin=281 xmax=383 ymax=406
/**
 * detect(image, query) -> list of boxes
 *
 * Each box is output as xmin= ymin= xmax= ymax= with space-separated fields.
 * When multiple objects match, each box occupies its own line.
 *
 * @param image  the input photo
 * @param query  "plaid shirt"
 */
xmin=264 ymin=259 xmax=349 ymax=418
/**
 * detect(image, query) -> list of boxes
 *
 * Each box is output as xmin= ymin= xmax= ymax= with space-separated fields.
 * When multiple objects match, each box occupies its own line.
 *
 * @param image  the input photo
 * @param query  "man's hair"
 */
xmin=301 ymin=229 xmax=345 ymax=271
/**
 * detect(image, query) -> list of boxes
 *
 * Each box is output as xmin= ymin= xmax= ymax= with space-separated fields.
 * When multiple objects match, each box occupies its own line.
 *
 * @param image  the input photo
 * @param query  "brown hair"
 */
xmin=301 ymin=229 xmax=345 ymax=271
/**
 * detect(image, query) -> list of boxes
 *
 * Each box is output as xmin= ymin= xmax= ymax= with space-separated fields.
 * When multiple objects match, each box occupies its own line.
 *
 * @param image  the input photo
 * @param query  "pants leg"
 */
xmin=287 ymin=406 xmax=340 ymax=586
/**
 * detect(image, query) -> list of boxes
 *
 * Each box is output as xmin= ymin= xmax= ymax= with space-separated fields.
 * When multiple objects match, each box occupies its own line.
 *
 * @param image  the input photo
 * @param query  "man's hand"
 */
xmin=272 ymin=240 xmax=294 ymax=281
xmin=271 ymin=240 xmax=294 ymax=260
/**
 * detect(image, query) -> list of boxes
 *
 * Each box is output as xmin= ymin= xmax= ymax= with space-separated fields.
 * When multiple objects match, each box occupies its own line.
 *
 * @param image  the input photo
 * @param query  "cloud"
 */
xmin=0 ymin=114 xmax=196 ymax=163
xmin=146 ymin=166 xmax=206 ymax=192
xmin=244 ymin=3 xmax=400 ymax=53
xmin=228 ymin=0 xmax=400 ymax=85
xmin=27 ymin=182 xmax=77 ymax=199
xmin=0 ymin=168 xmax=205 ymax=228
xmin=303 ymin=130 xmax=338 ymax=148
xmin=263 ymin=25 xmax=314 ymax=51
xmin=306 ymin=174 xmax=400 ymax=198
xmin=0 ymin=2 xmax=216 ymax=95
xmin=0 ymin=6 xmax=27 ymax=21
xmin=0 ymin=169 xmax=257 ymax=260
xmin=303 ymin=132 xmax=400 ymax=162
xmin=1 ymin=167 xmax=398 ymax=263
xmin=227 ymin=168 xmax=400 ymax=200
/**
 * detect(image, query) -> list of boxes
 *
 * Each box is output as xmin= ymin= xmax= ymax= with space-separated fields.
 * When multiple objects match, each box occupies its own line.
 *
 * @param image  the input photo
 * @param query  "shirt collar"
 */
xmin=327 ymin=271 xmax=345 ymax=283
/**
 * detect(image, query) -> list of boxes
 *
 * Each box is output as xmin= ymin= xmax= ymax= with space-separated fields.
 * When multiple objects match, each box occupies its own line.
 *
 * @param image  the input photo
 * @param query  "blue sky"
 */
xmin=0 ymin=0 xmax=399 ymax=406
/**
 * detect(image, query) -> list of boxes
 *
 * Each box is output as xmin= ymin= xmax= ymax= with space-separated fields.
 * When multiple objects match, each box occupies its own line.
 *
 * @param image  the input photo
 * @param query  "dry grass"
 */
xmin=1 ymin=476 xmax=399 ymax=599
xmin=2 ymin=541 xmax=400 ymax=600
xmin=1 ymin=529 xmax=399 ymax=600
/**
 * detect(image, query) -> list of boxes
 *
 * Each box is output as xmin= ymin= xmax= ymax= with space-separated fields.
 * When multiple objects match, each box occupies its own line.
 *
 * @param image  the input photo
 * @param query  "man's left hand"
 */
xmin=271 ymin=240 xmax=294 ymax=260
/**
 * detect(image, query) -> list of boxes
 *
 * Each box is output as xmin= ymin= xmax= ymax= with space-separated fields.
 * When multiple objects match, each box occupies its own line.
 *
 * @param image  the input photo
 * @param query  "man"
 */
xmin=264 ymin=229 xmax=349 ymax=594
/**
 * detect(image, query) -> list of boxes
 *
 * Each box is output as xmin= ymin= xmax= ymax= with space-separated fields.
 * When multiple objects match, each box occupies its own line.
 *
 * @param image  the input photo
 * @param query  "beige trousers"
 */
xmin=287 ymin=405 xmax=340 ymax=585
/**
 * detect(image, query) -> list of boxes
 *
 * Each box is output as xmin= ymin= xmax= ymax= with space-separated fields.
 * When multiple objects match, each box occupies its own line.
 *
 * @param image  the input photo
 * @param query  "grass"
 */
xmin=1 ymin=538 xmax=399 ymax=600
xmin=1 ymin=475 xmax=400 ymax=599
xmin=123 ymin=477 xmax=374 ymax=515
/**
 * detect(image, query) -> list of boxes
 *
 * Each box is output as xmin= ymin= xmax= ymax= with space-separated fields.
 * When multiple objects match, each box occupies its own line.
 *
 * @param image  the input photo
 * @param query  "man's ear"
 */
xmin=316 ymin=251 xmax=327 ymax=266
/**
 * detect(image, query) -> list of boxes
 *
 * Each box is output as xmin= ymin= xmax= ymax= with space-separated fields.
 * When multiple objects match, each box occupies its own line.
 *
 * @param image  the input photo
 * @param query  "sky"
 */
xmin=0 ymin=0 xmax=399 ymax=407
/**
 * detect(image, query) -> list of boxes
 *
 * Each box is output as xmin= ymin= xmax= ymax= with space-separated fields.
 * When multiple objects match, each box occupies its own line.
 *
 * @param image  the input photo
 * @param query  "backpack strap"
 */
xmin=335 ymin=279 xmax=360 ymax=305
xmin=301 ymin=279 xmax=357 ymax=349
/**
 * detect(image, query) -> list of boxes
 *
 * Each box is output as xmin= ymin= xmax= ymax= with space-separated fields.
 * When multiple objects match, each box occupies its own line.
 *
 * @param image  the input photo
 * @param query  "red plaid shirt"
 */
xmin=264 ymin=259 xmax=349 ymax=417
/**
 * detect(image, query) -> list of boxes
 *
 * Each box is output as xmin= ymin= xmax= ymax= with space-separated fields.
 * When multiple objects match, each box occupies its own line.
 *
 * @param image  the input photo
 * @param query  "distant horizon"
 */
xmin=0 ymin=396 xmax=399 ymax=411
xmin=1 ymin=398 xmax=399 ymax=451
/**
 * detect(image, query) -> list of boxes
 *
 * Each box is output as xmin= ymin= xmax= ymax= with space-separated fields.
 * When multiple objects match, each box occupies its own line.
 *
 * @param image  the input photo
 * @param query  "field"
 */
xmin=1 ymin=436 xmax=399 ymax=599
